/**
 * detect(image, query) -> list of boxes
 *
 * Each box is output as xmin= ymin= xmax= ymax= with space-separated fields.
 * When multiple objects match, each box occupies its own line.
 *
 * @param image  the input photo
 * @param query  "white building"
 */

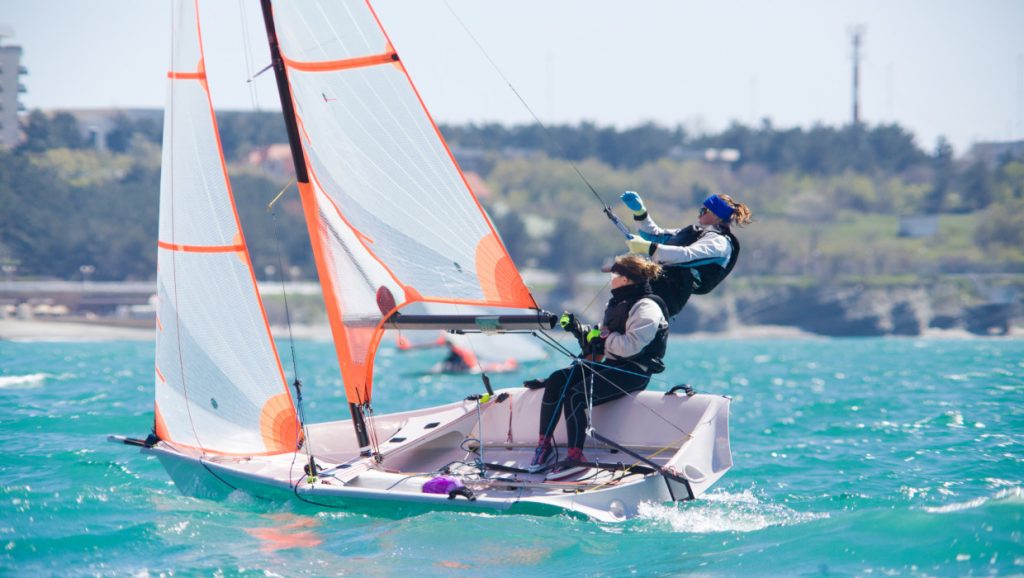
xmin=0 ymin=33 xmax=27 ymax=148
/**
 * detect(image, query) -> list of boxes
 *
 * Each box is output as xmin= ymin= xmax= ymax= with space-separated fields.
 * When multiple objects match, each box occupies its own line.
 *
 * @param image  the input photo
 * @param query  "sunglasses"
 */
xmin=699 ymin=207 xmax=710 ymax=217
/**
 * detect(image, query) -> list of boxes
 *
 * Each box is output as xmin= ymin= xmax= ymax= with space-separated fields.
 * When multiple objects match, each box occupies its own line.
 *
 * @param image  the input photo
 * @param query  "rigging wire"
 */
xmin=440 ymin=0 xmax=632 ymax=240
xmin=236 ymin=1 xmax=318 ymax=480
xmin=238 ymin=0 xmax=262 ymax=109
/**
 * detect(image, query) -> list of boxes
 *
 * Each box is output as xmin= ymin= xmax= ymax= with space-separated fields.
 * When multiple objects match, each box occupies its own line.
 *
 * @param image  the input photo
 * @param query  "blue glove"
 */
xmin=626 ymin=235 xmax=653 ymax=255
xmin=620 ymin=191 xmax=646 ymax=216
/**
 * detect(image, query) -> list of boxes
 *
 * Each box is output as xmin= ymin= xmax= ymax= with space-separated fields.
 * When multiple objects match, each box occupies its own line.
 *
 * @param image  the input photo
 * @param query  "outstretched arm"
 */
xmin=651 ymin=232 xmax=731 ymax=267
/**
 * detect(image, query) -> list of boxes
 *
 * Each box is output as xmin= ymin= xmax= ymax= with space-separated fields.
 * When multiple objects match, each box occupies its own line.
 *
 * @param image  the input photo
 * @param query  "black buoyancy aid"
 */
xmin=601 ymin=284 xmax=669 ymax=374
xmin=689 ymin=225 xmax=740 ymax=295
xmin=654 ymin=225 xmax=741 ymax=313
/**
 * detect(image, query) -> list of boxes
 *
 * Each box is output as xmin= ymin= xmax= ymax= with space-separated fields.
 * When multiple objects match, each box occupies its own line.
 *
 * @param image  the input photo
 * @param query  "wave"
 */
xmin=0 ymin=373 xmax=50 ymax=389
xmin=637 ymin=489 xmax=827 ymax=533
xmin=923 ymin=486 xmax=1024 ymax=514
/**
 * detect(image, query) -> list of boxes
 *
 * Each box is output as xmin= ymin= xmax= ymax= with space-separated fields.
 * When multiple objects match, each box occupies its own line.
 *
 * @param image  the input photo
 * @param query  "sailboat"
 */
xmin=110 ymin=0 xmax=733 ymax=522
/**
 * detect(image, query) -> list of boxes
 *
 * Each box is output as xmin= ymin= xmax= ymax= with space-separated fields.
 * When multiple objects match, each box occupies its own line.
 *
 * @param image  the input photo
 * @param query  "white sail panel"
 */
xmin=272 ymin=1 xmax=384 ymax=60
xmin=158 ymin=80 xmax=240 ymax=248
xmin=154 ymin=0 xmax=298 ymax=455
xmin=272 ymin=0 xmax=537 ymax=404
xmin=155 ymin=250 xmax=294 ymax=453
xmin=292 ymin=63 xmax=502 ymax=302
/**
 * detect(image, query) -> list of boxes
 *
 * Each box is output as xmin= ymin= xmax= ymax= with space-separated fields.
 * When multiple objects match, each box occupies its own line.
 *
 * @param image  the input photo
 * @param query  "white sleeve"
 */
xmin=604 ymin=299 xmax=665 ymax=359
xmin=651 ymin=231 xmax=731 ymax=267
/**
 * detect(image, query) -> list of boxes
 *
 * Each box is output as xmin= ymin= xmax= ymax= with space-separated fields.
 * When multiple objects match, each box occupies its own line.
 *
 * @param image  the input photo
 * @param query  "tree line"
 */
xmin=1 ymin=110 xmax=1022 ymax=282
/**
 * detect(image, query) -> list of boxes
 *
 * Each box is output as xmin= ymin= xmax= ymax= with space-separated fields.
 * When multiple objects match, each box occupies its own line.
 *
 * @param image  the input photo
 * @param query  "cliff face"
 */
xmin=669 ymin=284 xmax=1018 ymax=337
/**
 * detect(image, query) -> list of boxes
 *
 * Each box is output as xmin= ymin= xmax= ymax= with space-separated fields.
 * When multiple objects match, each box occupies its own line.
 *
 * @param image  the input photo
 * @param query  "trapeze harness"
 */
xmin=600 ymin=285 xmax=670 ymax=375
xmin=649 ymin=224 xmax=741 ymax=318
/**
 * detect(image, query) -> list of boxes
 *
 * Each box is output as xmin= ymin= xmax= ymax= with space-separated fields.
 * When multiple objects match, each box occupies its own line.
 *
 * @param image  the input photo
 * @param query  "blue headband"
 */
xmin=703 ymin=195 xmax=734 ymax=221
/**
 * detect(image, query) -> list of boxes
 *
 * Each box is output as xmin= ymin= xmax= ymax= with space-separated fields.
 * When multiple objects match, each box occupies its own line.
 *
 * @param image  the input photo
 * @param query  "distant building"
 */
xmin=668 ymin=146 xmax=741 ymax=164
xmin=247 ymin=143 xmax=295 ymax=179
xmin=61 ymin=108 xmax=162 ymax=151
xmin=0 ymin=34 xmax=28 ymax=148
xmin=898 ymin=215 xmax=939 ymax=238
xmin=968 ymin=140 xmax=1024 ymax=168
xmin=462 ymin=171 xmax=491 ymax=199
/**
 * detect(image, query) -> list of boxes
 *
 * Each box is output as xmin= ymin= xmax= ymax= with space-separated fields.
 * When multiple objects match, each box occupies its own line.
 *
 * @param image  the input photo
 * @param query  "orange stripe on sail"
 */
xmin=157 ymin=241 xmax=245 ymax=253
xmin=282 ymin=51 xmax=397 ymax=73
xmin=167 ymin=71 xmax=205 ymax=80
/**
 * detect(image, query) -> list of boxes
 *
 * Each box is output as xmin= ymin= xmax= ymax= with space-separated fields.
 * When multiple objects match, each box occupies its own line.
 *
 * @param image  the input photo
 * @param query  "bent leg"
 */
xmin=562 ymin=363 xmax=651 ymax=450
xmin=537 ymin=365 xmax=582 ymax=438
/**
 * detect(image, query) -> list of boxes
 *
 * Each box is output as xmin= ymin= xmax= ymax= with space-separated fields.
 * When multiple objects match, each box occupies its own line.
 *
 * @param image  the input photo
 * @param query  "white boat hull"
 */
xmin=142 ymin=387 xmax=732 ymax=522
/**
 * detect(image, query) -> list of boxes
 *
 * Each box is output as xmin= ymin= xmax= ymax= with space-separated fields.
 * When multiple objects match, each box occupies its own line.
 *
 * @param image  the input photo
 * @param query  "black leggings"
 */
xmin=537 ymin=361 xmax=650 ymax=450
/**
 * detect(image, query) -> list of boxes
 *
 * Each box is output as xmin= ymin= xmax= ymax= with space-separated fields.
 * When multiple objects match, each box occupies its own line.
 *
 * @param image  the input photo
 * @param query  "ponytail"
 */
xmin=720 ymin=194 xmax=753 ymax=227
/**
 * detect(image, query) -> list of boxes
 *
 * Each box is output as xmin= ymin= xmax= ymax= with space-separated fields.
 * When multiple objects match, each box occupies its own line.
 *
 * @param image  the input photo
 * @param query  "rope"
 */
xmin=577 ymin=358 xmax=697 ymax=437
xmin=441 ymin=0 xmax=631 ymax=239
xmin=237 ymin=0 xmax=262 ymax=109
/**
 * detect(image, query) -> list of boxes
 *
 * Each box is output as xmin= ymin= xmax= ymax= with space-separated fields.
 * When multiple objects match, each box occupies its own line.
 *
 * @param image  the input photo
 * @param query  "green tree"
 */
xmin=974 ymin=199 xmax=1024 ymax=252
xmin=20 ymin=110 xmax=87 ymax=152
xmin=924 ymin=137 xmax=954 ymax=212
xmin=106 ymin=112 xmax=162 ymax=153
xmin=489 ymin=210 xmax=532 ymax=266
xmin=958 ymin=160 xmax=994 ymax=210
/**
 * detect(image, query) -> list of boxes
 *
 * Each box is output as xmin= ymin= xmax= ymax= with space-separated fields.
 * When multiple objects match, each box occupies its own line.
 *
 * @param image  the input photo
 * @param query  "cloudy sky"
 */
xmin=2 ymin=0 xmax=1022 ymax=155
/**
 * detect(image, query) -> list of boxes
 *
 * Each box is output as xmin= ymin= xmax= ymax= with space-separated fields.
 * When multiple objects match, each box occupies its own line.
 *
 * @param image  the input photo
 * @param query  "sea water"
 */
xmin=1 ymin=336 xmax=1021 ymax=576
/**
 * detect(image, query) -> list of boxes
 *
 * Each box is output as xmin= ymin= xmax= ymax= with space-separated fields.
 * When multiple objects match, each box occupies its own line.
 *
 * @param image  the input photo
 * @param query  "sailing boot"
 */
xmin=527 ymin=436 xmax=556 ymax=473
xmin=546 ymin=447 xmax=588 ymax=480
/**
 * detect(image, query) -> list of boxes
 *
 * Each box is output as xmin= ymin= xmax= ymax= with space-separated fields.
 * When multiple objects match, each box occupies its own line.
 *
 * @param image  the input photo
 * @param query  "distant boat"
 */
xmin=394 ymin=302 xmax=547 ymax=374
xmin=110 ymin=0 xmax=732 ymax=522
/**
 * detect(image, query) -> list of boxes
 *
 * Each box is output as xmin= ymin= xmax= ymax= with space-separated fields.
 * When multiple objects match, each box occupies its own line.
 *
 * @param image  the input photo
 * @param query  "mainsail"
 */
xmin=267 ymin=0 xmax=538 ymax=405
xmin=154 ymin=0 xmax=299 ymax=455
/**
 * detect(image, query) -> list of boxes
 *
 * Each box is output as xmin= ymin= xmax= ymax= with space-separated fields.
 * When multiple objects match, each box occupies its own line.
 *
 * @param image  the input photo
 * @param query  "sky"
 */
xmin=2 ymin=0 xmax=1023 ymax=156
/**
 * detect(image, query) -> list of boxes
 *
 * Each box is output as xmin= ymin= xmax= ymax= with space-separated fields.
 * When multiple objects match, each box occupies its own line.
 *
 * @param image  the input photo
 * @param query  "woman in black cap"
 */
xmin=524 ymin=254 xmax=668 ymax=478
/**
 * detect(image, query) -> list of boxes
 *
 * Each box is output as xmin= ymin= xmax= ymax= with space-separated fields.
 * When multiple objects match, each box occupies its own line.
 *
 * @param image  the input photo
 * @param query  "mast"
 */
xmin=258 ymin=0 xmax=373 ymax=455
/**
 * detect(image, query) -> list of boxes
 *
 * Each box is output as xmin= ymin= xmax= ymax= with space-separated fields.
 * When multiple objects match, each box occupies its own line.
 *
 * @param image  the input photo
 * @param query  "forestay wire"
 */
xmin=440 ymin=1 xmax=632 ymax=240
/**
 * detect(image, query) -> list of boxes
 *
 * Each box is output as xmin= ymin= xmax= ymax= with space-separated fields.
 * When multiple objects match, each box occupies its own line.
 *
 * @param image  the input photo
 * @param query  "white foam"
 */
xmin=0 ymin=373 xmax=49 ymax=389
xmin=637 ymin=490 xmax=827 ymax=533
xmin=923 ymin=486 xmax=1024 ymax=514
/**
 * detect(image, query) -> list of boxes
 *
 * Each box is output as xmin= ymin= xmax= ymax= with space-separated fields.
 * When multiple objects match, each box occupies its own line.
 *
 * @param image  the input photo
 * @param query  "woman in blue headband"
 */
xmin=620 ymin=192 xmax=753 ymax=317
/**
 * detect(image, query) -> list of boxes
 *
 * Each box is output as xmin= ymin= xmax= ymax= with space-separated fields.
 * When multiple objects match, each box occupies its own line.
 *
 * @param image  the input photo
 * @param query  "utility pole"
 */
xmin=849 ymin=25 xmax=865 ymax=126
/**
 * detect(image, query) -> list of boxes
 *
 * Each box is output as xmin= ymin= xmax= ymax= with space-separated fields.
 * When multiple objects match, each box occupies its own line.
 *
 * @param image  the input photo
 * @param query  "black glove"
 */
xmin=583 ymin=327 xmax=606 ymax=356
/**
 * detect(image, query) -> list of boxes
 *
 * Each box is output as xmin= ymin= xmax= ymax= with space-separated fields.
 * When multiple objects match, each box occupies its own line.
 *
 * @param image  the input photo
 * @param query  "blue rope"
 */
xmin=539 ymin=361 xmax=581 ymax=440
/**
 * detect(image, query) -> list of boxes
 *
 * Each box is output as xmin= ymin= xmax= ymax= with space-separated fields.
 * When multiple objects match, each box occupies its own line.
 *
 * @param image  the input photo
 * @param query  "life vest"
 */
xmin=602 ymin=288 xmax=669 ymax=374
xmin=652 ymin=225 xmax=740 ymax=315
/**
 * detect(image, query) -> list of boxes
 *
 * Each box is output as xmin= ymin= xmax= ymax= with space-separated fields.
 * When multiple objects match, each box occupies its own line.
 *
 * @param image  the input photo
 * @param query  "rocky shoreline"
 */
xmin=671 ymin=284 xmax=1019 ymax=337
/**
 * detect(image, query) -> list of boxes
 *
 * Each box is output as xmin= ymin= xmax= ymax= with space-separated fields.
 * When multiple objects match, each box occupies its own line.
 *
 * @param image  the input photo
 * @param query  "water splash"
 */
xmin=636 ymin=489 xmax=827 ymax=533
xmin=923 ymin=486 xmax=1024 ymax=514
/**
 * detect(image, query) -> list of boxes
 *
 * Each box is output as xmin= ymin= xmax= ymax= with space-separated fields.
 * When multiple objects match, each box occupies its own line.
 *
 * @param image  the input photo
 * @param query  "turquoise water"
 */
xmin=1 ymin=336 xmax=1022 ymax=576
